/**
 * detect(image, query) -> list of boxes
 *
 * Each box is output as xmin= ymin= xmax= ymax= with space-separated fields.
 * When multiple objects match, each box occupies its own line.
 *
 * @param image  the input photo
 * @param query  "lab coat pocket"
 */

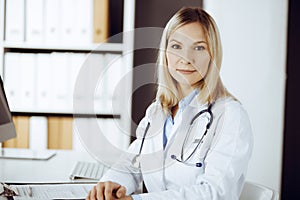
xmin=168 ymin=156 xmax=205 ymax=185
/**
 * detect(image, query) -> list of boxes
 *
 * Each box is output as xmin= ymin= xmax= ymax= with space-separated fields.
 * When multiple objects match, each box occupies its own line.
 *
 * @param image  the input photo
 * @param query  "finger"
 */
xmin=104 ymin=181 xmax=116 ymax=200
xmin=85 ymin=190 xmax=91 ymax=200
xmin=90 ymin=186 xmax=97 ymax=200
xmin=104 ymin=181 xmax=120 ymax=200
xmin=96 ymin=182 xmax=105 ymax=200
xmin=116 ymin=186 xmax=126 ymax=198
xmin=118 ymin=196 xmax=133 ymax=200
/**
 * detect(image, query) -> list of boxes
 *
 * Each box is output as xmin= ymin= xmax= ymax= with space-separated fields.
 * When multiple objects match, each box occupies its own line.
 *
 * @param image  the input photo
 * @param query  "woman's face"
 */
xmin=166 ymin=22 xmax=211 ymax=90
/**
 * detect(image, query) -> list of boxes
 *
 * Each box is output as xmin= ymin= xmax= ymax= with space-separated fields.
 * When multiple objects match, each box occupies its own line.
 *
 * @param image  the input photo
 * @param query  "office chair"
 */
xmin=239 ymin=181 xmax=279 ymax=200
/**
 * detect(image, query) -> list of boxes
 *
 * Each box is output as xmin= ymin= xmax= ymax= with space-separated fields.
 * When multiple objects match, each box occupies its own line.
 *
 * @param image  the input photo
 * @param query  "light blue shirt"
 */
xmin=132 ymin=193 xmax=142 ymax=200
xmin=132 ymin=89 xmax=199 ymax=200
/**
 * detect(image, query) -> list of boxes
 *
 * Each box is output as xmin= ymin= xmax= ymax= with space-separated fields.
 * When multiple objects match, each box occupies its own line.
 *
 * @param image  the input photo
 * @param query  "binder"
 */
xmin=48 ymin=117 xmax=73 ymax=149
xmin=44 ymin=0 xmax=61 ymax=44
xmin=5 ymin=0 xmax=25 ymax=42
xmin=36 ymin=53 xmax=52 ymax=111
xmin=87 ymin=53 xmax=105 ymax=113
xmin=76 ymin=0 xmax=93 ymax=44
xmin=3 ymin=116 xmax=30 ymax=148
xmin=26 ymin=0 xmax=45 ymax=43
xmin=61 ymin=0 xmax=76 ymax=44
xmin=19 ymin=53 xmax=36 ymax=110
xmin=51 ymin=52 xmax=69 ymax=112
xmin=104 ymin=53 xmax=123 ymax=114
xmin=74 ymin=53 xmax=102 ymax=114
xmin=93 ymin=0 xmax=109 ymax=43
xmin=47 ymin=117 xmax=60 ymax=149
xmin=29 ymin=116 xmax=48 ymax=150
xmin=60 ymin=117 xmax=73 ymax=149
xmin=3 ymin=53 xmax=22 ymax=111
xmin=70 ymin=53 xmax=87 ymax=112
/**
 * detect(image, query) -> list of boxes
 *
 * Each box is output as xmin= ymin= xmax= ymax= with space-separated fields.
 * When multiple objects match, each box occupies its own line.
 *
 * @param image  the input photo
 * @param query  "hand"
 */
xmin=86 ymin=181 xmax=132 ymax=200
xmin=117 ymin=196 xmax=133 ymax=200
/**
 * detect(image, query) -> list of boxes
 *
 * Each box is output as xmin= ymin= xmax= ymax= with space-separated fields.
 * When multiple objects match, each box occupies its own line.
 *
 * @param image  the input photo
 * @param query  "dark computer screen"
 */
xmin=0 ymin=75 xmax=16 ymax=142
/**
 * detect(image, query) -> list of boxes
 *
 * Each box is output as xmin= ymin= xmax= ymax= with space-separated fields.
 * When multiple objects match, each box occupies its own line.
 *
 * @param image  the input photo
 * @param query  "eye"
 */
xmin=194 ymin=45 xmax=205 ymax=51
xmin=171 ymin=44 xmax=181 ymax=49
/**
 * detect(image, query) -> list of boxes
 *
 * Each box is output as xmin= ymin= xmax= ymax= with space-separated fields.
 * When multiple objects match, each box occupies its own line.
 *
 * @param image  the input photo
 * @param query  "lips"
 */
xmin=176 ymin=69 xmax=197 ymax=74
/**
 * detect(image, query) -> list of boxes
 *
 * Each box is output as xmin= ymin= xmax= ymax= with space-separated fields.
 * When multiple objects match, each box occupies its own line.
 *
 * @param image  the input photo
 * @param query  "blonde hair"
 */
xmin=156 ymin=7 xmax=235 ymax=111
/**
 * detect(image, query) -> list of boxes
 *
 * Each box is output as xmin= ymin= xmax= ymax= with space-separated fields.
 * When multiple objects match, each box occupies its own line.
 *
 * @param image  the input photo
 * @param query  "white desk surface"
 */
xmin=0 ymin=149 xmax=115 ymax=184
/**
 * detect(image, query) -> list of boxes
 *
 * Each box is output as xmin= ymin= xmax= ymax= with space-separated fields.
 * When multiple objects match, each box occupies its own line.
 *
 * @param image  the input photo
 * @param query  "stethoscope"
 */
xmin=133 ymin=103 xmax=214 ymax=168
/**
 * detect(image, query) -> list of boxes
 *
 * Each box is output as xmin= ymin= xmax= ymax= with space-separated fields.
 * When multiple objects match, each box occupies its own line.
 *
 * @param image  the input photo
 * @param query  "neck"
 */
xmin=177 ymin=84 xmax=195 ymax=99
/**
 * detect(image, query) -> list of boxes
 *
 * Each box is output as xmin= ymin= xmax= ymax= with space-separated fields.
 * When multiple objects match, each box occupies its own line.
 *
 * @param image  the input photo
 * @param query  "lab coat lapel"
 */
xmin=140 ymin=107 xmax=167 ymax=191
xmin=146 ymin=107 xmax=166 ymax=153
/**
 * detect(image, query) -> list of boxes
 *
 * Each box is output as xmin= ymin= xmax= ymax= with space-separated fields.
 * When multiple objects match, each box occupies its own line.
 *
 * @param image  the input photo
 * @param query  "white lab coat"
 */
xmin=100 ymin=97 xmax=253 ymax=200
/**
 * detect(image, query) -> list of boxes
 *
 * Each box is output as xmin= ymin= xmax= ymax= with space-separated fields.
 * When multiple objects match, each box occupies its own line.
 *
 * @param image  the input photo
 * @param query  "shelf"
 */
xmin=3 ymin=42 xmax=123 ymax=53
xmin=11 ymin=111 xmax=121 ymax=119
xmin=1 ymin=0 xmax=134 ymax=150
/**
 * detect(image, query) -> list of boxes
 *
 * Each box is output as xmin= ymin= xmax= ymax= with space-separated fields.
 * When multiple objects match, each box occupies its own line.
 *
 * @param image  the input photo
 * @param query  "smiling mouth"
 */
xmin=176 ymin=69 xmax=197 ymax=74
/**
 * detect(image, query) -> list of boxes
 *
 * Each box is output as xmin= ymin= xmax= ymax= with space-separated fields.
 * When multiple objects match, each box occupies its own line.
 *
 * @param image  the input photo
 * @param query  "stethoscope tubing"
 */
xmin=138 ymin=122 xmax=150 ymax=155
xmin=136 ymin=103 xmax=214 ymax=166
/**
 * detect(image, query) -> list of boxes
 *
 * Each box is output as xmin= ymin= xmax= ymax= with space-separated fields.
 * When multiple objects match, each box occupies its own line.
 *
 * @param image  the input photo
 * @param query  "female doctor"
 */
xmin=86 ymin=7 xmax=253 ymax=200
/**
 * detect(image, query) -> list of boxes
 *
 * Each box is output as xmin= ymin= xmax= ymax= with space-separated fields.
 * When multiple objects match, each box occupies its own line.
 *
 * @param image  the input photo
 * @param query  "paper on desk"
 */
xmin=12 ymin=183 xmax=94 ymax=199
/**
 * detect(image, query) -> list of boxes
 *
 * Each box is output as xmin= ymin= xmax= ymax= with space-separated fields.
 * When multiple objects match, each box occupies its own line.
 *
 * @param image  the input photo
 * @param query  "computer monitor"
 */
xmin=0 ymin=75 xmax=17 ymax=143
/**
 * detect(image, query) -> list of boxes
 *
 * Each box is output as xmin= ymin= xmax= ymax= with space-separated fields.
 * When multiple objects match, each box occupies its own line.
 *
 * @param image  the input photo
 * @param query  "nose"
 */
xmin=179 ymin=49 xmax=193 ymax=64
xmin=180 ymin=57 xmax=191 ymax=64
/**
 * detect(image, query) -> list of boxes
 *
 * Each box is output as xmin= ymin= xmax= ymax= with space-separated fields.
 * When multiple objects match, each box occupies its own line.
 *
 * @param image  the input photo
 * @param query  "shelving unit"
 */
xmin=0 ymin=0 xmax=135 ymax=151
xmin=2 ymin=42 xmax=124 ymax=52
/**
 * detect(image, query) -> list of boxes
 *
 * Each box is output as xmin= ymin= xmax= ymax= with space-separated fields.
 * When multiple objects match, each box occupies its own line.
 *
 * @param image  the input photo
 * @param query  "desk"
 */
xmin=0 ymin=149 xmax=116 ymax=183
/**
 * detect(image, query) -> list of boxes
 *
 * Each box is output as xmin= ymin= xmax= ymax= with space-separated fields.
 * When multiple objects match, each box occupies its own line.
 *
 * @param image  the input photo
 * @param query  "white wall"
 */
xmin=204 ymin=0 xmax=288 ymax=193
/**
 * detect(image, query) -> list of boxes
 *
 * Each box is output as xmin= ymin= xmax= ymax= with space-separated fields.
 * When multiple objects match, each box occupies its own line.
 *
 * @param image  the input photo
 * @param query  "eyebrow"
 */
xmin=169 ymin=39 xmax=182 ymax=44
xmin=194 ymin=41 xmax=207 ymax=44
xmin=169 ymin=39 xmax=207 ymax=45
